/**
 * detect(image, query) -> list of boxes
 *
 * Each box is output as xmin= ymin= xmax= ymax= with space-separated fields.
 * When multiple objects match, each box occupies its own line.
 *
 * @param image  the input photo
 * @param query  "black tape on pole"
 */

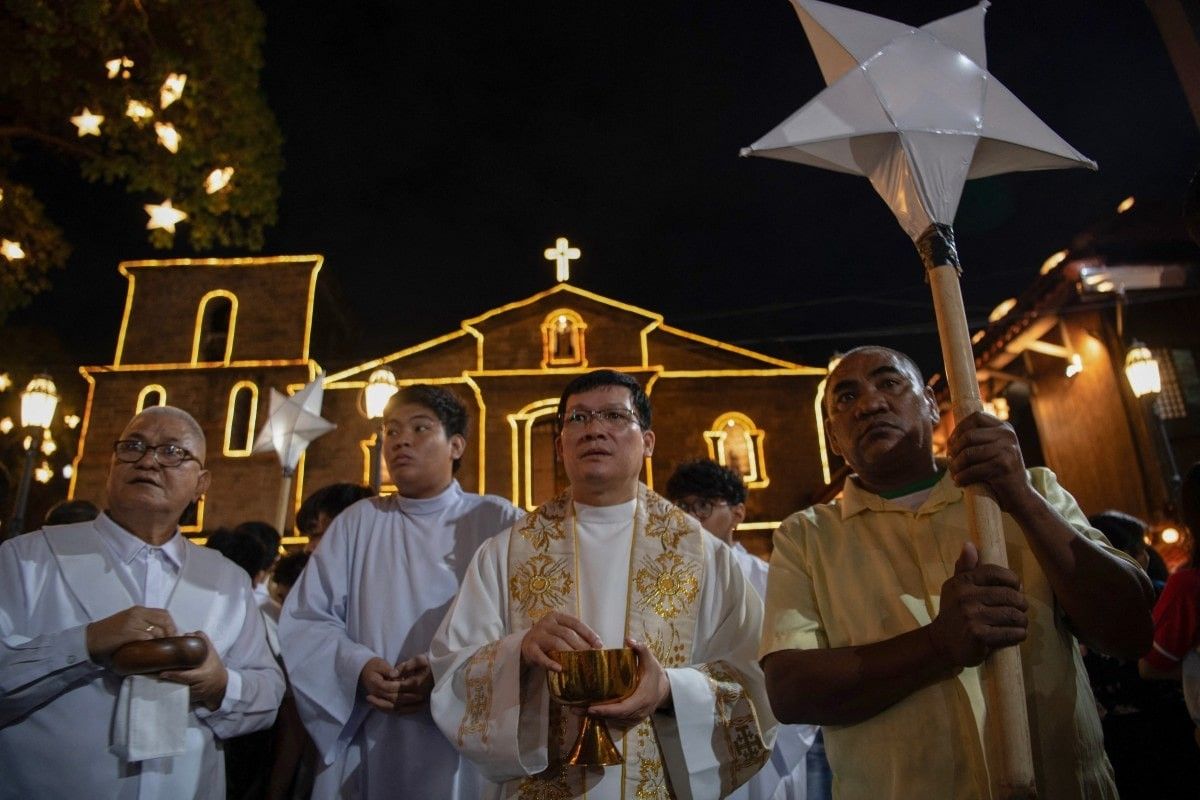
xmin=916 ymin=223 xmax=960 ymax=277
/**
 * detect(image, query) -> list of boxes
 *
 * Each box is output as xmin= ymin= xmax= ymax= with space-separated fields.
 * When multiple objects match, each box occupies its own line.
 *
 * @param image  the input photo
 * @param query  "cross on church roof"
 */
xmin=543 ymin=237 xmax=581 ymax=283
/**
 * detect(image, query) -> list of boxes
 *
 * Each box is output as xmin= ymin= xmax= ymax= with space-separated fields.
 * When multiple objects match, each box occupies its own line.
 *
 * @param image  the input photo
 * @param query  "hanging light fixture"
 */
xmin=1124 ymin=342 xmax=1161 ymax=398
xmin=21 ymin=375 xmax=59 ymax=430
xmin=364 ymin=368 xmax=399 ymax=420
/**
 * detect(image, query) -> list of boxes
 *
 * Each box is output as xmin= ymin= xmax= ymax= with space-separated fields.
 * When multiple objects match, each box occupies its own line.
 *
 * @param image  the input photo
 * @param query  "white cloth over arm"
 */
xmin=279 ymin=485 xmax=521 ymax=800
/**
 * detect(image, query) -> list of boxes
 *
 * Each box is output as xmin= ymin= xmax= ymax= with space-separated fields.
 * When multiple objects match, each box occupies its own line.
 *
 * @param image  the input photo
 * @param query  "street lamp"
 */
xmin=363 ymin=368 xmax=397 ymax=493
xmin=7 ymin=375 xmax=58 ymax=538
xmin=1124 ymin=343 xmax=1181 ymax=508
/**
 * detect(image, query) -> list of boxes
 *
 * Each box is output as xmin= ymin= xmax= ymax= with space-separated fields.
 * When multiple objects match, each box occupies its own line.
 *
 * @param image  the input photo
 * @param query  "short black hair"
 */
xmin=386 ymin=384 xmax=470 ymax=473
xmin=556 ymin=369 xmax=651 ymax=430
xmin=44 ymin=499 xmax=100 ymax=526
xmin=296 ymin=482 xmax=374 ymax=535
xmin=205 ymin=529 xmax=266 ymax=580
xmin=234 ymin=521 xmax=281 ymax=572
xmin=1087 ymin=510 xmax=1147 ymax=558
xmin=272 ymin=552 xmax=310 ymax=588
xmin=665 ymin=459 xmax=747 ymax=506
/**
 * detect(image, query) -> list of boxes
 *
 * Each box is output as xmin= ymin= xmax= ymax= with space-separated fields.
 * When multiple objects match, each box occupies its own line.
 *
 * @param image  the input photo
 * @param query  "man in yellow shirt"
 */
xmin=760 ymin=346 xmax=1154 ymax=798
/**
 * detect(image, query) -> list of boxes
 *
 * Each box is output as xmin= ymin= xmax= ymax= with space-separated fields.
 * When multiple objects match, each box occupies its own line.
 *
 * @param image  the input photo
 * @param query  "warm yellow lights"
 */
xmin=1 ymin=239 xmax=26 ymax=261
xmin=1161 ymin=527 xmax=1181 ymax=545
xmin=205 ymin=167 xmax=234 ymax=194
xmin=71 ymin=108 xmax=104 ymax=137
xmin=61 ymin=464 xmax=73 ymax=481
xmin=63 ymin=413 xmax=81 ymax=429
xmin=34 ymin=462 xmax=53 ymax=484
xmin=0 ymin=417 xmax=12 ymax=434
xmin=155 ymin=122 xmax=181 ymax=153
xmin=125 ymin=99 xmax=154 ymax=123
xmin=105 ymin=56 xmax=134 ymax=79
xmin=1117 ymin=196 xmax=1135 ymax=214
xmin=544 ymin=237 xmax=581 ymax=283
xmin=983 ymin=397 xmax=1010 ymax=421
xmin=21 ymin=375 xmax=58 ymax=429
xmin=40 ymin=437 xmax=56 ymax=456
xmin=704 ymin=412 xmax=769 ymax=489
xmin=1040 ymin=249 xmax=1068 ymax=275
xmin=364 ymin=368 xmax=398 ymax=419
xmin=160 ymin=73 xmax=187 ymax=108
xmin=988 ymin=297 xmax=1018 ymax=323
xmin=144 ymin=199 xmax=188 ymax=233
xmin=1065 ymin=353 xmax=1083 ymax=378
xmin=0 ymin=374 xmax=10 ymax=392
xmin=1124 ymin=343 xmax=1161 ymax=398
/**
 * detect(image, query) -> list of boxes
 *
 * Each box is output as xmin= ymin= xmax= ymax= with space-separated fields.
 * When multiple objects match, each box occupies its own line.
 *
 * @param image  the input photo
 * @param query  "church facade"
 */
xmin=70 ymin=255 xmax=834 ymax=552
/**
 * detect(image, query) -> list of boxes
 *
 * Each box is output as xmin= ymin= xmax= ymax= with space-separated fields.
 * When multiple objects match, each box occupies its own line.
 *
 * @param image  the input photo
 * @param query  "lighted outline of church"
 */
xmin=69 ymin=249 xmax=835 ymax=552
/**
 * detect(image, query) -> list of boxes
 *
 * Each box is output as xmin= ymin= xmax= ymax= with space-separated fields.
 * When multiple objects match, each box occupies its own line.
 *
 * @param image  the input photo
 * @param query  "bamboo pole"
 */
xmin=275 ymin=466 xmax=295 ymax=537
xmin=922 ymin=225 xmax=1036 ymax=799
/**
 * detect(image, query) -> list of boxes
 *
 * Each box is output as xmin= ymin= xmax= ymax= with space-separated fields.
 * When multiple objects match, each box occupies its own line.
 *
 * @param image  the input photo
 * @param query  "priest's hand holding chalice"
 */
xmin=521 ymin=610 xmax=672 ymax=766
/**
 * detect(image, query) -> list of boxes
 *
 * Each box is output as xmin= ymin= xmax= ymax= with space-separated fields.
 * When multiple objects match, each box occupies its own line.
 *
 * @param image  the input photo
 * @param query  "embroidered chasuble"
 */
xmin=431 ymin=485 xmax=774 ymax=800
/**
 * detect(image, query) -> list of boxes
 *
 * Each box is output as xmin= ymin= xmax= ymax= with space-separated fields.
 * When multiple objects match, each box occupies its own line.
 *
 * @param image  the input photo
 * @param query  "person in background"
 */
xmin=43 ymin=498 xmax=100 ymax=526
xmin=666 ymin=457 xmax=830 ymax=800
xmin=280 ymin=385 xmax=521 ymax=799
xmin=294 ymin=482 xmax=374 ymax=554
xmin=205 ymin=529 xmax=267 ymax=585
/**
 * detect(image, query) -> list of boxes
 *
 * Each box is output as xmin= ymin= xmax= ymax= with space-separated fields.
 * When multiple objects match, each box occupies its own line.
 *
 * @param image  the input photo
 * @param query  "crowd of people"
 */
xmin=2 ymin=351 xmax=1198 ymax=799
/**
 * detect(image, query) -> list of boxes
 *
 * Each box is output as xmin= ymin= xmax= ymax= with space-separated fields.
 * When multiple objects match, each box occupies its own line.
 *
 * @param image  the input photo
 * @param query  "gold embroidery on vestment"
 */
xmin=458 ymin=641 xmax=500 ymax=747
xmin=511 ymin=553 xmax=574 ymax=621
xmin=634 ymin=551 xmax=699 ymax=620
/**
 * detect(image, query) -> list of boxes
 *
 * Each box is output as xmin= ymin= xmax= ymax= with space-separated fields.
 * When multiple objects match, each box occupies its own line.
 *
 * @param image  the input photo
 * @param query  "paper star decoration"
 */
xmin=126 ymin=99 xmax=154 ymax=124
xmin=252 ymin=374 xmax=336 ymax=472
xmin=155 ymin=122 xmax=181 ymax=153
xmin=160 ymin=73 xmax=187 ymax=109
xmin=1 ymin=239 xmax=26 ymax=260
xmin=742 ymin=0 xmax=1095 ymax=241
xmin=71 ymin=108 xmax=104 ymax=137
xmin=105 ymin=56 xmax=134 ymax=79
xmin=144 ymin=200 xmax=188 ymax=233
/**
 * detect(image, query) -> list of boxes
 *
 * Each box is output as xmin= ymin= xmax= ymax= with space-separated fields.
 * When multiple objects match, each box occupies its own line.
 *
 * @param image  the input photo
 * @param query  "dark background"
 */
xmin=9 ymin=0 xmax=1199 ymax=384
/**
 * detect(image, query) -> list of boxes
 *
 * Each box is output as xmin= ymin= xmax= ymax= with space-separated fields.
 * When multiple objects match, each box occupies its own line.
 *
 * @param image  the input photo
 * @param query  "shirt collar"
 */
xmin=839 ymin=459 xmax=962 ymax=519
xmin=94 ymin=511 xmax=185 ymax=569
xmin=392 ymin=479 xmax=461 ymax=515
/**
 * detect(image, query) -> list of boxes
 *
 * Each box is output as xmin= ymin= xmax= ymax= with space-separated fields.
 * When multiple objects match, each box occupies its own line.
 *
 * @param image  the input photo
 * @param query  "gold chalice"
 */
xmin=546 ymin=647 xmax=640 ymax=766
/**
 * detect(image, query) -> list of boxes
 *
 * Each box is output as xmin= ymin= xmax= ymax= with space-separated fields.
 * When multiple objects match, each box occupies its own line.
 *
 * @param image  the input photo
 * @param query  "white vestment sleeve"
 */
xmin=279 ymin=518 xmax=378 ymax=765
xmin=0 ymin=541 xmax=103 ymax=725
xmin=193 ymin=579 xmax=285 ymax=739
xmin=431 ymin=530 xmax=551 ymax=783
xmin=656 ymin=538 xmax=777 ymax=799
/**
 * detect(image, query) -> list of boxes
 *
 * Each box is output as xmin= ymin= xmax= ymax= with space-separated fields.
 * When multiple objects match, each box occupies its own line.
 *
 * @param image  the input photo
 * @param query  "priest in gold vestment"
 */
xmin=431 ymin=370 xmax=775 ymax=799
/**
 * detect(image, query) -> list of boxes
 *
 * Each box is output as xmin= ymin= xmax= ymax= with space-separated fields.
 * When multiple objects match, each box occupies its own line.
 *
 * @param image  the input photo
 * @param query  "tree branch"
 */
xmin=0 ymin=126 xmax=97 ymax=161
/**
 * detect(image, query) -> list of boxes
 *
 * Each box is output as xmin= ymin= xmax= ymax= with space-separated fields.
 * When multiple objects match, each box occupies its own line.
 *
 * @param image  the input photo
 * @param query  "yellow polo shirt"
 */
xmin=761 ymin=467 xmax=1120 ymax=799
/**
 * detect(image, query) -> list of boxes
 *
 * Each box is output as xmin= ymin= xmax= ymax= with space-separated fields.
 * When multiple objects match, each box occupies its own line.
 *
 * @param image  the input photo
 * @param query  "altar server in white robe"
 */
xmin=0 ymin=406 xmax=284 ymax=800
xmin=280 ymin=384 xmax=522 ymax=799
xmin=431 ymin=369 xmax=776 ymax=800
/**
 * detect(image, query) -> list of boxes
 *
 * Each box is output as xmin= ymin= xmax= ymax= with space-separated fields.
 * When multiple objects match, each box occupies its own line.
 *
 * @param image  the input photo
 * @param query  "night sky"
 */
xmin=10 ymin=0 xmax=1199 ymax=385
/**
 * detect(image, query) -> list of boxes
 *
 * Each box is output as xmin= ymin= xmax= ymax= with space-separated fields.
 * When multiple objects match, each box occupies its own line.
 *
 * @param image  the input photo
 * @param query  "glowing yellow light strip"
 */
xmin=323 ymin=330 xmax=471 ymax=383
xmin=736 ymin=522 xmax=781 ymax=531
xmin=506 ymin=398 xmax=560 ymax=511
xmin=135 ymin=383 xmax=167 ymax=413
xmin=655 ymin=324 xmax=808 ymax=370
xmin=68 ymin=368 xmax=98 ymax=499
xmin=540 ymin=308 xmax=588 ymax=368
xmin=658 ymin=368 xmax=825 ymax=377
xmin=702 ymin=411 xmax=770 ymax=489
xmin=222 ymin=380 xmax=259 ymax=456
xmin=643 ymin=372 xmax=661 ymax=490
xmin=639 ymin=320 xmax=660 ymax=368
xmin=302 ymin=256 xmax=324 ymax=361
xmin=815 ymin=376 xmax=832 ymax=484
xmin=464 ymin=366 xmax=653 ymax=378
xmin=114 ymin=271 xmax=138 ymax=366
xmin=84 ymin=359 xmax=313 ymax=373
xmin=190 ymin=289 xmax=238 ymax=365
xmin=180 ymin=496 xmax=205 ymax=534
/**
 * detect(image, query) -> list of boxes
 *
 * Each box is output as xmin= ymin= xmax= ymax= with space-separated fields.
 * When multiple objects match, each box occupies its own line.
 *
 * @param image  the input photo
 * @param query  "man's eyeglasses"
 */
xmin=560 ymin=408 xmax=641 ymax=431
xmin=674 ymin=498 xmax=728 ymax=521
xmin=113 ymin=439 xmax=200 ymax=468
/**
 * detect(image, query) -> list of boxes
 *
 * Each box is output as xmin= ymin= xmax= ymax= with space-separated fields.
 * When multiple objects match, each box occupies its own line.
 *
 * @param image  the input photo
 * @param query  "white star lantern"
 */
xmin=252 ymin=374 xmax=336 ymax=474
xmin=144 ymin=199 xmax=188 ymax=233
xmin=742 ymin=0 xmax=1095 ymax=241
xmin=1 ymin=240 xmax=25 ymax=261
xmin=155 ymin=122 xmax=181 ymax=153
xmin=70 ymin=108 xmax=104 ymax=137
xmin=160 ymin=73 xmax=187 ymax=109
xmin=204 ymin=167 xmax=235 ymax=194
xmin=253 ymin=374 xmax=336 ymax=533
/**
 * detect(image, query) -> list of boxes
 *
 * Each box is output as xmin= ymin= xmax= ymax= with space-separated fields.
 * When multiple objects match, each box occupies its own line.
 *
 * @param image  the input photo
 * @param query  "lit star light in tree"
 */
xmin=144 ymin=199 xmax=187 ymax=233
xmin=70 ymin=108 xmax=104 ymax=137
xmin=1 ymin=239 xmax=26 ymax=260
xmin=125 ymin=99 xmax=154 ymax=123
xmin=204 ymin=167 xmax=234 ymax=194
xmin=105 ymin=56 xmax=134 ymax=79
xmin=160 ymin=73 xmax=187 ymax=108
xmin=154 ymin=122 xmax=181 ymax=153
xmin=543 ymin=237 xmax=581 ymax=282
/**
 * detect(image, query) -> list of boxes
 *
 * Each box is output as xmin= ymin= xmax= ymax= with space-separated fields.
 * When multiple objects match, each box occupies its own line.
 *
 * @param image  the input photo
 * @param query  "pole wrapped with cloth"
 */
xmin=743 ymin=2 xmax=1098 ymax=797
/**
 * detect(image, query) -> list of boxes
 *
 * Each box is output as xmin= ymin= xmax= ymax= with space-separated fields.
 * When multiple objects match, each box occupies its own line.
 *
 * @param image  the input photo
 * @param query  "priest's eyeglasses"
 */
xmin=674 ymin=498 xmax=728 ymax=521
xmin=113 ymin=439 xmax=199 ymax=467
xmin=561 ymin=408 xmax=641 ymax=431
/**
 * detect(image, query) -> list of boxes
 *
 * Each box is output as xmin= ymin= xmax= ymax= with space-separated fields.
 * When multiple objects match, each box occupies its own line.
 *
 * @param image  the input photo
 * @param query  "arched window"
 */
xmin=540 ymin=309 xmax=587 ymax=368
xmin=507 ymin=398 xmax=569 ymax=510
xmin=703 ymin=412 xmax=770 ymax=489
xmin=192 ymin=291 xmax=238 ymax=364
xmin=136 ymin=384 xmax=167 ymax=413
xmin=224 ymin=381 xmax=258 ymax=456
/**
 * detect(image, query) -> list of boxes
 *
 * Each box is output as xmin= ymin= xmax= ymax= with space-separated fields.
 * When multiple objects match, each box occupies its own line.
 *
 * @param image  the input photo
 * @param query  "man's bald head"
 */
xmin=121 ymin=406 xmax=208 ymax=464
xmin=825 ymin=346 xmax=926 ymax=415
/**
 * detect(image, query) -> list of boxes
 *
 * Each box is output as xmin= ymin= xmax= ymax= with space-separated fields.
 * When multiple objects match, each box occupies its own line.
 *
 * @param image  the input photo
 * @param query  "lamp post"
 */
xmin=1125 ymin=342 xmax=1181 ymax=508
xmin=7 ymin=375 xmax=58 ymax=539
xmin=363 ymin=368 xmax=397 ymax=493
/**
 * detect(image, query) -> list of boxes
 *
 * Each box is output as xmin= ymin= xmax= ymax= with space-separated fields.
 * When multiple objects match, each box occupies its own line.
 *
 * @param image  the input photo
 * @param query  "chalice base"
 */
xmin=565 ymin=714 xmax=623 ymax=766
